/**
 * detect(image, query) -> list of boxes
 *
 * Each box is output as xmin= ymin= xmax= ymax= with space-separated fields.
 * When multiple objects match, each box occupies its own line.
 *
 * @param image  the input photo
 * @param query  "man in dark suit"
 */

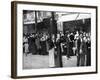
xmin=69 ymin=33 xmax=74 ymax=56
xmin=76 ymin=36 xmax=81 ymax=66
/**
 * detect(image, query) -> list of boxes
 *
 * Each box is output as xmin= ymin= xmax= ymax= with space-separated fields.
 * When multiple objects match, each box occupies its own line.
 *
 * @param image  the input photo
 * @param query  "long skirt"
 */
xmin=49 ymin=48 xmax=55 ymax=67
xmin=40 ymin=41 xmax=47 ymax=55
xmin=24 ymin=43 xmax=29 ymax=53
xmin=80 ymin=54 xmax=86 ymax=66
xmin=29 ymin=42 xmax=37 ymax=54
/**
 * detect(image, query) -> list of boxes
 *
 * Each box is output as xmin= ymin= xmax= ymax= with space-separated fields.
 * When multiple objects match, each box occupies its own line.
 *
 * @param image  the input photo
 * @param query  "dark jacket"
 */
xmin=47 ymin=39 xmax=54 ymax=50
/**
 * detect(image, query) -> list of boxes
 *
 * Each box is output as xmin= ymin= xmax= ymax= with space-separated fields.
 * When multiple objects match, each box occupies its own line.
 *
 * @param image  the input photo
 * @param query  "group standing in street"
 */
xmin=23 ymin=30 xmax=91 ymax=67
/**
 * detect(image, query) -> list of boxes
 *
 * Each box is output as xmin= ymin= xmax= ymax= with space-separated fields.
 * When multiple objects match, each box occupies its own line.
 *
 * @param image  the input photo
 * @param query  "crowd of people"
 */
xmin=23 ymin=32 xmax=49 ymax=55
xmin=23 ymin=30 xmax=91 ymax=67
xmin=58 ymin=31 xmax=91 ymax=66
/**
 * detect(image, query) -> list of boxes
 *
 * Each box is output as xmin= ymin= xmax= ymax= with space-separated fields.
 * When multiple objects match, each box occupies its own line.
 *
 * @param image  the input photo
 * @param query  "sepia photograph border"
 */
xmin=11 ymin=1 xmax=98 ymax=79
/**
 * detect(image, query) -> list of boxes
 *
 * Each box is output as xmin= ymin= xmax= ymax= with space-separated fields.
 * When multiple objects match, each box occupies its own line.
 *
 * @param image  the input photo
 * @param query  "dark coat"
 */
xmin=77 ymin=38 xmax=81 ymax=54
xmin=28 ymin=37 xmax=37 ymax=54
xmin=80 ymin=40 xmax=87 ymax=55
xmin=47 ymin=39 xmax=54 ymax=50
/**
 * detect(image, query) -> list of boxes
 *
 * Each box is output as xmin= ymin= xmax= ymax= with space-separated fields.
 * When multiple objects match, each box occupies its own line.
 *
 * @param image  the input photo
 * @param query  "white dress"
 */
xmin=49 ymin=48 xmax=55 ymax=67
xmin=24 ymin=38 xmax=29 ymax=53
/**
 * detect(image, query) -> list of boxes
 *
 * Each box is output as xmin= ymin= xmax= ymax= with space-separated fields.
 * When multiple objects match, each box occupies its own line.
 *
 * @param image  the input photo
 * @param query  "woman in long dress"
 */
xmin=79 ymin=37 xmax=87 ymax=66
xmin=28 ymin=34 xmax=37 ymax=55
xmin=23 ymin=36 xmax=29 ymax=56
xmin=48 ymin=37 xmax=55 ymax=68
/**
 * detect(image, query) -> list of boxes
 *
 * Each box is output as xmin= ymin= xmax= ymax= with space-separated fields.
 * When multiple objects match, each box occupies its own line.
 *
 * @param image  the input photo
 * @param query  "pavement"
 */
xmin=23 ymin=53 xmax=77 ymax=69
xmin=62 ymin=56 xmax=77 ymax=67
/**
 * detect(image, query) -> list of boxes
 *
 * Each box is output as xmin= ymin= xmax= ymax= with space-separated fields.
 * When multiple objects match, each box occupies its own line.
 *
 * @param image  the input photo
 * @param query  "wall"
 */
xmin=0 ymin=0 xmax=99 ymax=80
xmin=63 ymin=18 xmax=91 ymax=32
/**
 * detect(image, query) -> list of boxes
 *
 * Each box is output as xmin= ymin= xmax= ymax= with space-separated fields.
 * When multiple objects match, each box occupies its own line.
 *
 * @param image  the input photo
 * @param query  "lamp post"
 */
xmin=51 ymin=12 xmax=63 ymax=67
